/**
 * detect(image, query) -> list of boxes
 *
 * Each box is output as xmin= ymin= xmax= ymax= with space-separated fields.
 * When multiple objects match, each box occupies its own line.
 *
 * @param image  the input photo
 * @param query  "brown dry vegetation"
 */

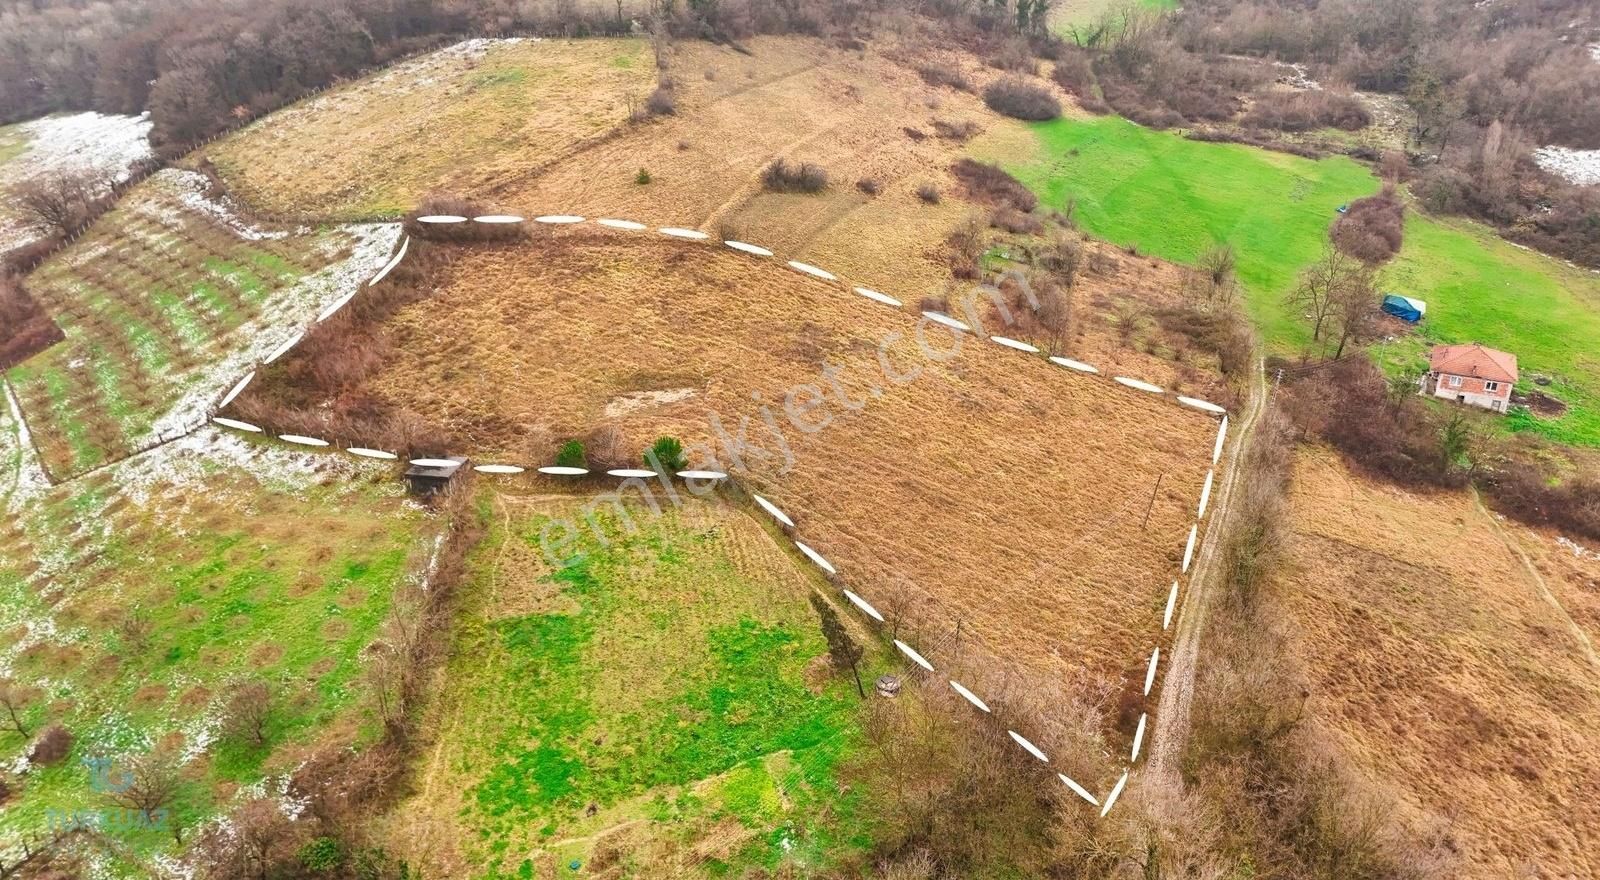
xmin=203 ymin=38 xmax=656 ymax=220
xmin=245 ymin=227 xmax=1219 ymax=760
xmin=1273 ymin=447 xmax=1600 ymax=877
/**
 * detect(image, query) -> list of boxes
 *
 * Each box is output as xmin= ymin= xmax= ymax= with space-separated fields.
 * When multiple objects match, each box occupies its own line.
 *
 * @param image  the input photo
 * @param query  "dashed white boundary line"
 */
xmin=209 ymin=213 xmax=1234 ymax=814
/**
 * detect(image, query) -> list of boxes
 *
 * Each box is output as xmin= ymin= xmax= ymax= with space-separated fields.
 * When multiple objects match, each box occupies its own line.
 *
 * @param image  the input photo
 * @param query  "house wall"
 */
xmin=1427 ymin=372 xmax=1513 ymax=412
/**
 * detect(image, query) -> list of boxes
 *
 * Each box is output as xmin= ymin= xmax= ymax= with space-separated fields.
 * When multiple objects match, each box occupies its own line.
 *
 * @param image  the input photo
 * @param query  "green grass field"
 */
xmin=405 ymin=495 xmax=879 ymax=879
xmin=0 ymin=439 xmax=426 ymax=871
xmin=996 ymin=114 xmax=1381 ymax=351
xmin=1377 ymin=216 xmax=1600 ymax=446
xmin=1051 ymin=0 xmax=1176 ymax=30
xmin=998 ymin=114 xmax=1600 ymax=446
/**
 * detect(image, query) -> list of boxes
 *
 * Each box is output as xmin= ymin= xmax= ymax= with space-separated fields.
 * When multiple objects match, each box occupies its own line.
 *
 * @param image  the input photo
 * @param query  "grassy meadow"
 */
xmin=386 ymin=494 xmax=879 ymax=878
xmin=0 ymin=431 xmax=427 ymax=871
xmin=997 ymin=114 xmax=1600 ymax=446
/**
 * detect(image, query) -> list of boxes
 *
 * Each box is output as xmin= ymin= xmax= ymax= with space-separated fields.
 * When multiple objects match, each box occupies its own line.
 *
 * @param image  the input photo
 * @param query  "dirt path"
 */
xmin=1146 ymin=358 xmax=1268 ymax=780
xmin=1471 ymin=488 xmax=1600 ymax=672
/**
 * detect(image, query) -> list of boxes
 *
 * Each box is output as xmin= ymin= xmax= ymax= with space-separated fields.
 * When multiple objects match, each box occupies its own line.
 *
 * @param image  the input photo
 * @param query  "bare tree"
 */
xmin=1326 ymin=263 xmax=1377 ymax=359
xmin=1035 ymin=274 xmax=1075 ymax=354
xmin=10 ymin=168 xmax=107 ymax=238
xmin=0 ymin=827 xmax=79 ymax=880
xmin=0 ymin=679 xmax=33 ymax=738
xmin=1286 ymin=242 xmax=1363 ymax=346
xmin=105 ymin=746 xmax=186 ymax=844
xmin=222 ymin=681 xmax=274 ymax=748
xmin=191 ymin=797 xmax=306 ymax=880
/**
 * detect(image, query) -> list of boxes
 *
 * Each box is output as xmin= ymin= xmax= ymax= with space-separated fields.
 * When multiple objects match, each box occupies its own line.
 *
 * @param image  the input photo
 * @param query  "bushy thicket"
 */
xmin=949 ymin=158 xmax=1037 ymax=213
xmin=1331 ymin=190 xmax=1405 ymax=265
xmin=0 ymin=277 xmax=64 ymax=370
xmin=403 ymin=195 xmax=529 ymax=242
xmin=1241 ymin=89 xmax=1371 ymax=132
xmin=982 ymin=76 xmax=1061 ymax=121
xmin=760 ymin=159 xmax=829 ymax=193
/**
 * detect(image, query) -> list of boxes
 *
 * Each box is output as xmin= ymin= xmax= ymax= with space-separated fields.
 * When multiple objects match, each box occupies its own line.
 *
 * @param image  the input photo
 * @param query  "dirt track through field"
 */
xmin=1147 ymin=358 xmax=1267 ymax=780
xmin=1472 ymin=487 xmax=1600 ymax=672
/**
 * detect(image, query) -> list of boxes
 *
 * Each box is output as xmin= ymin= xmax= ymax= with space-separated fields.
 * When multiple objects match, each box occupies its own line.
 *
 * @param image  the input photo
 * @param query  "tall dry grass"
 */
xmin=1182 ymin=405 xmax=1457 ymax=879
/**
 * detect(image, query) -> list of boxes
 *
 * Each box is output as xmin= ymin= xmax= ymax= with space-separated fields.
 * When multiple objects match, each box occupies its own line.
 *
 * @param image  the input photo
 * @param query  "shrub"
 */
xmin=982 ymin=76 xmax=1060 ymax=120
xmin=987 ymin=39 xmax=1039 ymax=75
xmin=647 ymin=436 xmax=686 ymax=472
xmin=1241 ymin=89 xmax=1372 ymax=132
xmin=28 ymin=724 xmax=73 ymax=765
xmin=635 ymin=167 xmax=652 ymax=185
xmin=950 ymin=159 xmax=1037 ymax=212
xmin=1331 ymin=191 xmax=1405 ymax=264
xmin=644 ymin=83 xmax=677 ymax=116
xmin=1050 ymin=47 xmax=1097 ymax=97
xmin=930 ymin=118 xmax=981 ymax=141
xmin=916 ymin=183 xmax=941 ymax=204
xmin=299 ymin=837 xmax=342 ymax=873
xmin=989 ymin=207 xmax=1042 ymax=235
xmin=555 ymin=440 xmax=587 ymax=469
xmin=760 ymin=159 xmax=828 ymax=193
xmin=915 ymin=62 xmax=971 ymax=92
xmin=856 ymin=178 xmax=882 ymax=196
xmin=902 ymin=126 xmax=927 ymax=141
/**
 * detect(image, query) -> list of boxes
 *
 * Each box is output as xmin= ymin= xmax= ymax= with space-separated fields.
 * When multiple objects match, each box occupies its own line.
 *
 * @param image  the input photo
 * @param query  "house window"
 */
xmin=1448 ymin=375 xmax=1462 ymax=388
xmin=1485 ymin=381 xmax=1499 ymax=392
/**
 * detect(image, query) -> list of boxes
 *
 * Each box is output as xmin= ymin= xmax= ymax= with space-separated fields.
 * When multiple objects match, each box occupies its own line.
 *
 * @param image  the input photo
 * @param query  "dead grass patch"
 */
xmin=1275 ymin=448 xmax=1600 ymax=876
xmin=204 ymin=38 xmax=656 ymax=219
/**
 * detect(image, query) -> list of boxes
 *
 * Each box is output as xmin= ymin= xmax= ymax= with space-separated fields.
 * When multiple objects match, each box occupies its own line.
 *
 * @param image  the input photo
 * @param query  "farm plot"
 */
xmin=202 ymin=38 xmax=655 ymax=221
xmin=379 ymin=492 xmax=880 ymax=878
xmin=3 ymin=168 xmax=398 ymax=478
xmin=494 ymin=35 xmax=1047 ymax=299
xmin=1274 ymin=448 xmax=1600 ymax=878
xmin=0 ymin=419 xmax=429 ymax=876
xmin=244 ymin=229 xmax=1221 ymax=775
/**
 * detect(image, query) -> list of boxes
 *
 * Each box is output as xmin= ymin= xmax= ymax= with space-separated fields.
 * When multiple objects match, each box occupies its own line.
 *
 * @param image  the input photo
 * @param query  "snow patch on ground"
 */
xmin=1533 ymin=145 xmax=1600 ymax=186
xmin=1590 ymin=43 xmax=1600 ymax=63
xmin=155 ymin=168 xmax=307 ymax=241
xmin=1557 ymin=535 xmax=1600 ymax=561
xmin=1 ymin=380 xmax=51 ymax=515
xmin=0 ymin=111 xmax=153 ymax=252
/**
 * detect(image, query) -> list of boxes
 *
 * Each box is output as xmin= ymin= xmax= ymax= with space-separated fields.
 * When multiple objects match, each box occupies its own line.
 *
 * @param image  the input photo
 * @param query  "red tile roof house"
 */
xmin=1422 ymin=343 xmax=1519 ymax=413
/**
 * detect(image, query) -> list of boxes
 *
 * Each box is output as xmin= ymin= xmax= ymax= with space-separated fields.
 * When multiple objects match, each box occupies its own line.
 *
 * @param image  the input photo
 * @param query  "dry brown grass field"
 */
xmin=202 ymin=38 xmax=656 ymax=220
xmin=260 ymin=227 xmax=1220 ymax=763
xmin=1277 ymin=447 xmax=1600 ymax=877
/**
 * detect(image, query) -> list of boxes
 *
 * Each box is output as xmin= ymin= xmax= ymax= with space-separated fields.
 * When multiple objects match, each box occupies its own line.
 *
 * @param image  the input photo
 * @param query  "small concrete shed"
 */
xmin=404 ymin=456 xmax=468 ymax=496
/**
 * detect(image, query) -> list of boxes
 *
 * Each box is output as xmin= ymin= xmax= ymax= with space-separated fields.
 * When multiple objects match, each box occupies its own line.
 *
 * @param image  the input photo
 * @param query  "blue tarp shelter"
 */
xmin=1381 ymin=294 xmax=1426 ymax=323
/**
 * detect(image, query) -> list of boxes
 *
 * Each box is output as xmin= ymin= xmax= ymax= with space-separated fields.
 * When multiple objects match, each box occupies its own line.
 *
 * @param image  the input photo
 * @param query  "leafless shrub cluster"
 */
xmin=930 ymin=118 xmax=982 ymax=141
xmin=0 ymin=277 xmax=65 ymax=371
xmin=403 ymin=195 xmax=528 ymax=242
xmin=1331 ymin=189 xmax=1405 ymax=265
xmin=915 ymin=61 xmax=973 ymax=92
xmin=982 ymin=76 xmax=1061 ymax=121
xmin=949 ymin=158 xmax=1037 ymax=213
xmin=1241 ymin=88 xmax=1371 ymax=132
xmin=760 ymin=158 xmax=829 ymax=193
